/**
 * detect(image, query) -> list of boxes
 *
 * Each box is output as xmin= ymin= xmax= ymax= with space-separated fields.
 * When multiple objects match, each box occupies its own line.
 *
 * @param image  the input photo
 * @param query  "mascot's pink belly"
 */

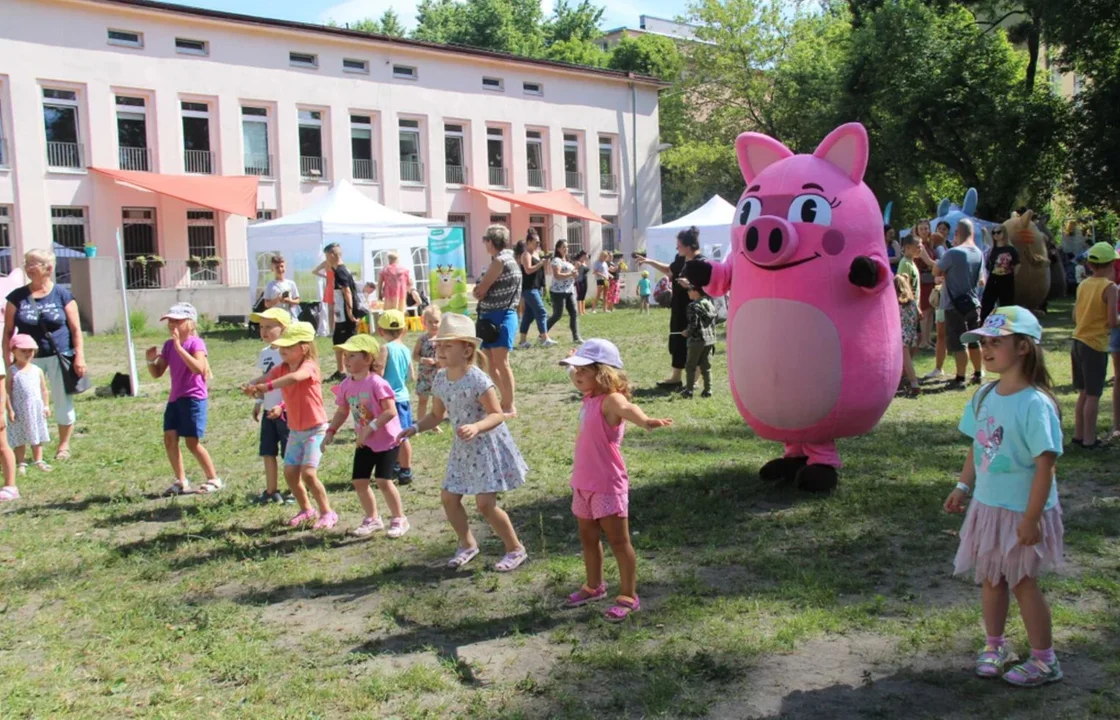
xmin=730 ymin=299 xmax=841 ymax=430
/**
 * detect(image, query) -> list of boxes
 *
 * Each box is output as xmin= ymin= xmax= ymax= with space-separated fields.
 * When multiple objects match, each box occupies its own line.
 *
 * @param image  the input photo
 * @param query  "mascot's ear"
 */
xmin=735 ymin=132 xmax=793 ymax=184
xmin=962 ymin=188 xmax=978 ymax=216
xmin=937 ymin=199 xmax=951 ymax=217
xmin=812 ymin=123 xmax=869 ymax=183
xmin=1021 ymin=209 xmax=1035 ymax=226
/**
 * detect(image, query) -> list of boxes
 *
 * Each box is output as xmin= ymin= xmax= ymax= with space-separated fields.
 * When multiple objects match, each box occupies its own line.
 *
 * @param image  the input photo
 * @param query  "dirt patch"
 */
xmin=259 ymin=592 xmax=382 ymax=649
xmin=456 ymin=633 xmax=565 ymax=685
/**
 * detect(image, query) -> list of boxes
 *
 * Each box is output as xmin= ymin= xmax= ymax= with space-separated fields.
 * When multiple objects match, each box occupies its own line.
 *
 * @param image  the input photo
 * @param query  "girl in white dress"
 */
xmin=7 ymin=334 xmax=51 ymax=474
xmin=399 ymin=313 xmax=529 ymax=572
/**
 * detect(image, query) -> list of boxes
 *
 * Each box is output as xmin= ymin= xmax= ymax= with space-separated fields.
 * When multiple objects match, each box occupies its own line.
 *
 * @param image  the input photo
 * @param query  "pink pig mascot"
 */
xmin=687 ymin=123 xmax=901 ymax=493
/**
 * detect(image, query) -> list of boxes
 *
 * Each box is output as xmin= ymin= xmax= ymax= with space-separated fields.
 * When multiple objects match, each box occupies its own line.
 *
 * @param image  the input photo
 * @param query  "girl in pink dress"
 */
xmin=558 ymin=339 xmax=672 ymax=622
xmin=378 ymin=253 xmax=412 ymax=314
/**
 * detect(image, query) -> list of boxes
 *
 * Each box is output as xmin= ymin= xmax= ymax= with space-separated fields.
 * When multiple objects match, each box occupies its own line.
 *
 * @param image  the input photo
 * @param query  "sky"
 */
xmin=165 ymin=0 xmax=681 ymax=35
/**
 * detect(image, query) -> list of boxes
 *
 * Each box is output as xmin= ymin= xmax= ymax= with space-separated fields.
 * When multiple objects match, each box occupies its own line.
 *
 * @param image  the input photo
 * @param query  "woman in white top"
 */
xmin=263 ymin=254 xmax=301 ymax=322
xmin=546 ymin=240 xmax=582 ymax=343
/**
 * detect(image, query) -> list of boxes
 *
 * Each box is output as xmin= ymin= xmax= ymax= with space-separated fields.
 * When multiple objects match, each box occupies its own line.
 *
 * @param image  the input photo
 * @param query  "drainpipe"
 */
xmin=630 ymin=77 xmax=639 ymax=251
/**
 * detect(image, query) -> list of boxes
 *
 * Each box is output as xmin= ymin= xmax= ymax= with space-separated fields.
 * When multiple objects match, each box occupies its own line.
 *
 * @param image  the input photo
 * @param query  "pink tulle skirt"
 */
xmin=953 ymin=500 xmax=1064 ymax=588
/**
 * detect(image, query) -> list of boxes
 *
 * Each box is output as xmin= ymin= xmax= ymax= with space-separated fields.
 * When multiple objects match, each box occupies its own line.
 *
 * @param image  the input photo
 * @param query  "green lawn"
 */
xmin=1 ymin=302 xmax=1118 ymax=719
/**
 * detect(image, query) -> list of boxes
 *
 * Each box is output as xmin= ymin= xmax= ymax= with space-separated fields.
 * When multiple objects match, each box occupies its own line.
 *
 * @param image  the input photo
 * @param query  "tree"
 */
xmin=607 ymin=35 xmax=683 ymax=81
xmin=546 ymin=38 xmax=608 ymax=67
xmin=545 ymin=0 xmax=604 ymax=45
xmin=334 ymin=10 xmax=407 ymax=37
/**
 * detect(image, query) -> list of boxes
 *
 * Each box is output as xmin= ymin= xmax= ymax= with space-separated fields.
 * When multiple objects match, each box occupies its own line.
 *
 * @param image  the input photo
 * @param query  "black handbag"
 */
xmin=36 ymin=299 xmax=91 ymax=395
xmin=475 ymin=317 xmax=500 ymax=343
xmin=950 ymin=292 xmax=978 ymax=316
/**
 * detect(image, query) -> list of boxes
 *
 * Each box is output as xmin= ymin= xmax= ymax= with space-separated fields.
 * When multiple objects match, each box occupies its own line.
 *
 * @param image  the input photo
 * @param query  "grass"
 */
xmin=1 ymin=300 xmax=1118 ymax=719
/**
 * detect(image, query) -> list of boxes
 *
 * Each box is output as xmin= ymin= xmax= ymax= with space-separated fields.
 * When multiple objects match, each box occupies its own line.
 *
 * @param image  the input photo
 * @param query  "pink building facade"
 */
xmin=0 ymin=0 xmax=665 ymax=291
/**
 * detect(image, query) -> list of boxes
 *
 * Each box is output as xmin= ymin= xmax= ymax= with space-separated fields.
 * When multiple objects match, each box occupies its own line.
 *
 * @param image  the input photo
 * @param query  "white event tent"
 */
xmin=246 ymin=180 xmax=441 ymax=302
xmin=643 ymin=195 xmax=735 ymax=263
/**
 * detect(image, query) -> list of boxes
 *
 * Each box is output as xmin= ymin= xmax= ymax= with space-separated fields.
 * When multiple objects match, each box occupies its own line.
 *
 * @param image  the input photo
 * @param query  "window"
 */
xmin=566 ymin=217 xmax=584 ymax=255
xmin=255 ymin=209 xmax=276 ymax=223
xmin=43 ymin=88 xmax=83 ymax=170
xmin=486 ymin=127 xmax=506 ymax=187
xmin=343 ymin=58 xmax=369 ymax=74
xmin=523 ymin=81 xmax=543 ymax=96
xmin=447 ymin=213 xmax=472 ymax=277
xmin=601 ymin=215 xmax=618 ymax=253
xmin=290 ymin=52 xmax=318 ymax=69
xmin=490 ymin=214 xmax=510 ymax=228
xmin=107 ymin=29 xmax=143 ymax=48
xmin=599 ymin=136 xmax=617 ymax=192
xmin=242 ymin=106 xmax=271 ymax=176
xmin=187 ymin=210 xmax=218 ymax=283
xmin=444 ymin=123 xmax=466 ymax=185
xmin=0 ymin=101 xmax=8 ymax=168
xmin=482 ymin=77 xmax=504 ymax=91
xmin=526 ymin=129 xmax=545 ymax=189
xmin=0 ymin=206 xmax=11 ymax=276
xmin=530 ymin=214 xmax=549 ymax=251
xmin=399 ymin=118 xmax=423 ymax=183
xmin=175 ymin=38 xmax=208 ymax=56
xmin=298 ymin=109 xmax=326 ymax=180
xmin=393 ymin=65 xmax=417 ymax=80
xmin=181 ymin=100 xmax=212 ymax=174
xmin=411 ymin=246 xmax=430 ymax=300
xmin=351 ymin=114 xmax=376 ymax=181
xmin=50 ymin=207 xmax=87 ymax=285
xmin=564 ymin=133 xmax=582 ymax=191
xmin=123 ymin=208 xmax=158 ymax=289
xmin=116 ymin=95 xmax=149 ymax=172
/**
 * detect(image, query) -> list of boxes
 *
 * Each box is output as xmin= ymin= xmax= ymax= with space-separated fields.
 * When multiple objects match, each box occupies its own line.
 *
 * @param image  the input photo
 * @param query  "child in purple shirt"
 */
xmin=145 ymin=303 xmax=221 ymax=496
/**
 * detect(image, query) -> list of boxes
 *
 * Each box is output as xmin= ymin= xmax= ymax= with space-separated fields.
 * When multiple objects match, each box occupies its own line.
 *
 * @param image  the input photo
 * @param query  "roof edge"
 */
xmin=80 ymin=0 xmax=670 ymax=88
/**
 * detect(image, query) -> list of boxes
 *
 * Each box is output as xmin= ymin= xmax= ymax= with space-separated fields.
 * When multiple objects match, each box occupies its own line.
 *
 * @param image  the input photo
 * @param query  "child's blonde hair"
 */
xmin=587 ymin=363 xmax=632 ymax=400
xmin=422 ymin=304 xmax=442 ymax=323
xmin=387 ymin=251 xmax=399 ymax=263
xmin=973 ymin=335 xmax=1060 ymax=420
xmin=293 ymin=341 xmax=318 ymax=363
xmin=894 ymin=273 xmax=914 ymax=305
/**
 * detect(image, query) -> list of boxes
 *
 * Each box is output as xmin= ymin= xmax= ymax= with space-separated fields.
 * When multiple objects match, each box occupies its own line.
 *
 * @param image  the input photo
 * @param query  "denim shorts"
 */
xmin=935 ymin=308 xmax=945 ymax=323
xmin=1109 ymin=328 xmax=1120 ymax=354
xmin=480 ymin=309 xmax=517 ymax=350
xmin=284 ymin=424 xmax=327 ymax=468
xmin=395 ymin=400 xmax=412 ymax=430
xmin=163 ymin=397 xmax=208 ymax=439
xmin=259 ymin=412 xmax=290 ymax=457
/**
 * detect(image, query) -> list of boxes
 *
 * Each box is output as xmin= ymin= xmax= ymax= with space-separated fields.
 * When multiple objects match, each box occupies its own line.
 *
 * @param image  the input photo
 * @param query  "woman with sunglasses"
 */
xmin=981 ymin=224 xmax=1020 ymax=321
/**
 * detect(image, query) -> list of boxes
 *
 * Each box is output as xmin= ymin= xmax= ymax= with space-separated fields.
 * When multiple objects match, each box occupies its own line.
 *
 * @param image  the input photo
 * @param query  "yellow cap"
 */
xmin=250 ymin=307 xmax=292 ymax=327
xmin=378 ymin=309 xmax=407 ymax=331
xmin=271 ymin=321 xmax=315 ymax=347
xmin=1087 ymin=242 xmax=1118 ymax=264
xmin=334 ymin=334 xmax=380 ymax=355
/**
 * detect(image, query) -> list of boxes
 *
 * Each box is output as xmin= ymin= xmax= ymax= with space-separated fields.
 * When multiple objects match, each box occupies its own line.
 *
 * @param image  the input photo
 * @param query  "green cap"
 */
xmin=334 ymin=334 xmax=380 ymax=355
xmin=271 ymin=321 xmax=315 ymax=347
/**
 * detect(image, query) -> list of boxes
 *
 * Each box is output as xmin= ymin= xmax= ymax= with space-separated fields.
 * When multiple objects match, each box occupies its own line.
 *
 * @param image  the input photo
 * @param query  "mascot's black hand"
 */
xmin=684 ymin=259 xmax=713 ymax=289
xmin=848 ymin=256 xmax=879 ymax=289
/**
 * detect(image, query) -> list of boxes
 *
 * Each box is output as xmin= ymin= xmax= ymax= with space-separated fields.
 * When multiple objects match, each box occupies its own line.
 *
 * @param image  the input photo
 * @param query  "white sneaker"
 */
xmin=517 ymin=341 xmax=532 ymax=350
xmin=386 ymin=516 xmax=411 ymax=539
xmin=352 ymin=516 xmax=384 ymax=537
xmin=539 ymin=338 xmax=557 ymax=347
xmin=922 ymin=369 xmax=945 ymax=380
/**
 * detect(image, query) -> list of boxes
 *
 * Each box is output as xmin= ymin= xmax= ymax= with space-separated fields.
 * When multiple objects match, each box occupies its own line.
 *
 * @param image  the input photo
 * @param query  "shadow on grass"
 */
xmin=2 ymin=493 xmax=136 ymax=516
xmin=110 ymin=523 xmax=345 ymax=570
xmin=94 ymin=501 xmax=213 ymax=528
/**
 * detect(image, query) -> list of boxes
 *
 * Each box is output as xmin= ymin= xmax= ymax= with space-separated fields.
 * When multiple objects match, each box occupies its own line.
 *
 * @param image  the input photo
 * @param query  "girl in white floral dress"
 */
xmin=400 ymin=313 xmax=528 ymax=571
xmin=7 ymin=334 xmax=52 ymax=474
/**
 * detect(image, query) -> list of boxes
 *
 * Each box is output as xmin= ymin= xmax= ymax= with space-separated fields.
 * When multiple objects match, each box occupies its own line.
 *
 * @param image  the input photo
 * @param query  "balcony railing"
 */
xmin=123 ymin=258 xmax=251 ymax=290
xmin=488 ymin=166 xmax=508 ymax=187
xmin=244 ymin=154 xmax=273 ymax=177
xmin=445 ymin=165 xmax=466 ymax=185
xmin=600 ymin=173 xmax=618 ymax=192
xmin=353 ymin=158 xmax=378 ymax=182
xmin=565 ymin=171 xmax=583 ymax=191
xmin=400 ymin=160 xmax=424 ymax=184
xmin=300 ymin=156 xmax=327 ymax=180
xmin=0 ymin=138 xmax=9 ymax=168
xmin=119 ymin=146 xmax=151 ymax=172
xmin=47 ymin=141 xmax=84 ymax=170
xmin=184 ymin=149 xmax=213 ymax=174
xmin=527 ymin=168 xmax=546 ymax=189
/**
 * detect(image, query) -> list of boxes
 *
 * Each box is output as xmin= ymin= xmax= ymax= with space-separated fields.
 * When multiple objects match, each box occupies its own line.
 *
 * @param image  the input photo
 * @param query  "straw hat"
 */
xmin=432 ymin=313 xmax=481 ymax=346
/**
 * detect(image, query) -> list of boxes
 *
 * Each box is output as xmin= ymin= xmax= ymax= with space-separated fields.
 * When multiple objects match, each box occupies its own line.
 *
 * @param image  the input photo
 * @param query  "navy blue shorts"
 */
xmin=163 ymin=397 xmax=208 ymax=439
xmin=396 ymin=400 xmax=412 ymax=432
xmin=259 ymin=412 xmax=290 ymax=457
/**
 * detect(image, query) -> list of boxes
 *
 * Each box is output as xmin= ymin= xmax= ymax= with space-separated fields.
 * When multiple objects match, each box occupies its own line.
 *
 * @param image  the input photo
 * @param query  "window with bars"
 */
xmin=566 ymin=217 xmax=584 ymax=255
xmin=50 ymin=207 xmax=87 ymax=284
xmin=0 ymin=206 xmax=11 ymax=276
xmin=123 ymin=208 xmax=158 ymax=288
xmin=187 ymin=210 xmax=217 ymax=283
xmin=601 ymin=215 xmax=618 ymax=253
xmin=254 ymin=209 xmax=275 ymax=223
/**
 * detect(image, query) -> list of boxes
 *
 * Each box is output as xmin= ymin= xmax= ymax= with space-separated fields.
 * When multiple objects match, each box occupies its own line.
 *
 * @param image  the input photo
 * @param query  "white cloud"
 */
xmin=318 ymin=0 xmax=555 ymax=32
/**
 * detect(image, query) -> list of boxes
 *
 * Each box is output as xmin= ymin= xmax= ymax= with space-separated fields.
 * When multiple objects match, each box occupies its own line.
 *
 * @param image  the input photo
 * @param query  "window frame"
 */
xmin=289 ymin=51 xmax=319 ymax=69
xmin=107 ymin=29 xmax=144 ymax=49
xmin=241 ymin=105 xmax=272 ymax=178
xmin=392 ymin=65 xmax=418 ymax=80
xmin=343 ymin=58 xmax=370 ymax=74
xmin=482 ymin=76 xmax=505 ymax=92
xmin=42 ymin=87 xmax=84 ymax=170
xmin=522 ymin=81 xmax=544 ymax=96
xmin=175 ymin=37 xmax=209 ymax=56
xmin=0 ymin=206 xmax=12 ymax=276
xmin=398 ymin=118 xmax=424 ymax=184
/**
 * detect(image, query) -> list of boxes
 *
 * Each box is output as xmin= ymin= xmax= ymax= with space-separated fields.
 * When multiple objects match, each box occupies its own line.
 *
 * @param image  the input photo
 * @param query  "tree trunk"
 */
xmin=1024 ymin=21 xmax=1041 ymax=92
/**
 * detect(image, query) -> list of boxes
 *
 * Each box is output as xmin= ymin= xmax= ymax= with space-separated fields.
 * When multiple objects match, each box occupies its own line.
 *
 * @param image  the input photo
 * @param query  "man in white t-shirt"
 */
xmin=262 ymin=254 xmax=301 ymax=322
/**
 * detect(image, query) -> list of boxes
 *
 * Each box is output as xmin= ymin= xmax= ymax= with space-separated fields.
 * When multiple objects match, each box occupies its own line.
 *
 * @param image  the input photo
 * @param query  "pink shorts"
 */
xmin=571 ymin=489 xmax=629 ymax=520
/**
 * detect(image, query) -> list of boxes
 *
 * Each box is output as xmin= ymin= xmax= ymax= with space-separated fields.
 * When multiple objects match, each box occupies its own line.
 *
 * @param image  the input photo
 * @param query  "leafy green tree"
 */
xmin=545 ymin=0 xmax=604 ymax=44
xmin=607 ymin=35 xmax=683 ymax=80
xmin=336 ymin=10 xmax=407 ymax=37
xmin=546 ymin=38 xmax=608 ymax=66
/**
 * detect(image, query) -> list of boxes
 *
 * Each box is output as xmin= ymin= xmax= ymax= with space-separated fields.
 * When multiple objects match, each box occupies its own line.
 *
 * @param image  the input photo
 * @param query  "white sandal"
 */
xmin=162 ymin=480 xmax=189 ymax=496
xmin=447 ymin=546 xmax=479 ymax=569
xmin=495 ymin=547 xmax=528 ymax=573
xmin=197 ymin=478 xmax=224 ymax=494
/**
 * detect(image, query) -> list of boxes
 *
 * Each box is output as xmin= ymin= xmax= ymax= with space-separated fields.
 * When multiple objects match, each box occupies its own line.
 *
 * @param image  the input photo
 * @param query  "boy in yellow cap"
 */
xmin=1071 ymin=242 xmax=1119 ymax=448
xmin=377 ymin=310 xmax=416 ymax=484
xmin=246 ymin=307 xmax=294 ymax=503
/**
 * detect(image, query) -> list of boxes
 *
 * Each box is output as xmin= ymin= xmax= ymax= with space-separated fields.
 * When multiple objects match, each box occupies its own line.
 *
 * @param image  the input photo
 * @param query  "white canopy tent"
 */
xmin=643 ymin=195 xmax=735 ymax=264
xmin=246 ymin=180 xmax=441 ymax=303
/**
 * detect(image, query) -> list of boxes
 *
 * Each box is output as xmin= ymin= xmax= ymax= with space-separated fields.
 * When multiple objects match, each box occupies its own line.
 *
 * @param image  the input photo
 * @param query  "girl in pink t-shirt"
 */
xmin=378 ymin=253 xmax=412 ymax=314
xmin=558 ymin=339 xmax=672 ymax=622
xmin=324 ymin=336 xmax=410 ymax=539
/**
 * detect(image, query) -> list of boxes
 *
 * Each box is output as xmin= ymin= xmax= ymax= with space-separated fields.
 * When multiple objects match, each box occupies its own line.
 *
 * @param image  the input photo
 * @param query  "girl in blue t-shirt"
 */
xmin=944 ymin=307 xmax=1064 ymax=688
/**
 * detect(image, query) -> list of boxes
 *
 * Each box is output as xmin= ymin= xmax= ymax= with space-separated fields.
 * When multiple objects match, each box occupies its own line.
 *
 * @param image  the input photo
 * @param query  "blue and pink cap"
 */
xmin=960 ymin=306 xmax=1043 ymax=345
xmin=559 ymin=339 xmax=623 ymax=369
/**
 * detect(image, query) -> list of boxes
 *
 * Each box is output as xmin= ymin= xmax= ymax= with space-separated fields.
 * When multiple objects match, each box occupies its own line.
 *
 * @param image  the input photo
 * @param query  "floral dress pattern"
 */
xmin=433 ymin=366 xmax=528 ymax=495
xmin=415 ymin=334 xmax=438 ymax=396
xmin=8 ymin=364 xmax=50 ymax=447
xmin=900 ymin=301 xmax=920 ymax=348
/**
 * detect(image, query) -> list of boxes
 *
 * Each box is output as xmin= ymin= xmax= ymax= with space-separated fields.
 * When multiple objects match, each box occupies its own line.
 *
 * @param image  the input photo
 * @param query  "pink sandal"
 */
xmin=563 ymin=583 xmax=607 ymax=608
xmin=288 ymin=508 xmax=319 ymax=527
xmin=603 ymin=595 xmax=640 ymax=623
xmin=312 ymin=511 xmax=338 ymax=530
xmin=0 ymin=486 xmax=19 ymax=502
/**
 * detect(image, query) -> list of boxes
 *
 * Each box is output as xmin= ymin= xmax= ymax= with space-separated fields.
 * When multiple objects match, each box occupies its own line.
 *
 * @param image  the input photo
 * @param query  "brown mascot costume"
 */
xmin=1003 ymin=211 xmax=1050 ymax=310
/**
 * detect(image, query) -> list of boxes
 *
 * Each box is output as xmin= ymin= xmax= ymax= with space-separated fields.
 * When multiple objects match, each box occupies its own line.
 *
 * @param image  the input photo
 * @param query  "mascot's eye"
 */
xmin=737 ymin=197 xmax=762 ymax=226
xmin=788 ymin=195 xmax=833 ymax=226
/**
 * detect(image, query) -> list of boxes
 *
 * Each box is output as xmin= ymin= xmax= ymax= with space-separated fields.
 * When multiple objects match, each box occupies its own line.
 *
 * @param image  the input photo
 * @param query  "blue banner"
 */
xmin=428 ymin=227 xmax=470 ymax=314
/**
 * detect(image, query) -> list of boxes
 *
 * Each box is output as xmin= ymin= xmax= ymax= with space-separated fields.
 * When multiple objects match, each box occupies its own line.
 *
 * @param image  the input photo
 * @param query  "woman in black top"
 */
xmin=980 ymin=225 xmax=1020 ymax=320
xmin=634 ymin=226 xmax=704 ymax=387
xmin=515 ymin=230 xmax=554 ymax=348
